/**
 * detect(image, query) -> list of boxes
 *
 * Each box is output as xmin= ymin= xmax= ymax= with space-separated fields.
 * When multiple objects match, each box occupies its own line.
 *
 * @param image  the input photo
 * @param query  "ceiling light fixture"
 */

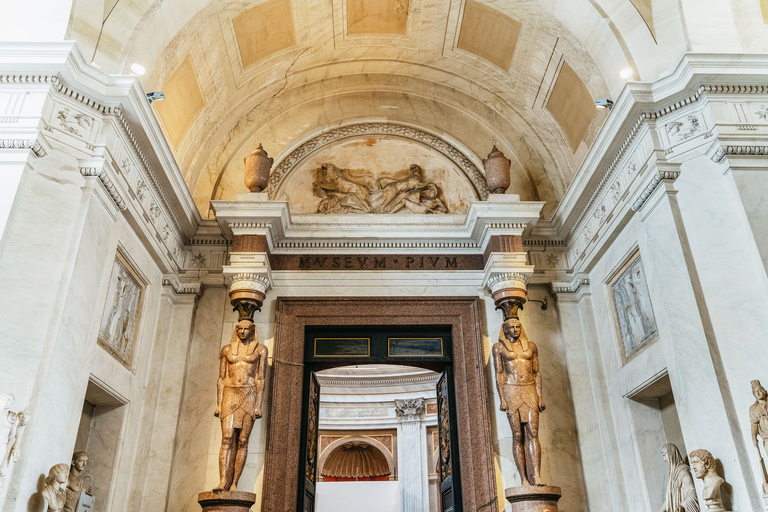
xmin=620 ymin=68 xmax=633 ymax=80
xmin=595 ymin=99 xmax=614 ymax=110
xmin=130 ymin=63 xmax=146 ymax=75
xmin=146 ymin=91 xmax=165 ymax=103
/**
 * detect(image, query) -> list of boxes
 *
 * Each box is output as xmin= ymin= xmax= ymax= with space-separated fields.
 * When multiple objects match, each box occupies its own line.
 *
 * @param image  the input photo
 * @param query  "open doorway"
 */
xmin=262 ymin=297 xmax=497 ymax=512
xmin=314 ymin=364 xmax=440 ymax=512
xmin=298 ymin=325 xmax=461 ymax=512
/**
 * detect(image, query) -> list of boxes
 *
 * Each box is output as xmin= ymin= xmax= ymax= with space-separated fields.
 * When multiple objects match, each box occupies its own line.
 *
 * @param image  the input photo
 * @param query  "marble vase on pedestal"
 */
xmin=505 ymin=485 xmax=562 ymax=512
xmin=198 ymin=491 xmax=256 ymax=512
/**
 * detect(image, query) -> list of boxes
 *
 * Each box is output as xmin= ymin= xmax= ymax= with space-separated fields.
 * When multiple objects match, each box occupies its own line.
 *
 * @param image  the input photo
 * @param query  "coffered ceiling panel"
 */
xmin=347 ymin=0 xmax=409 ymax=35
xmin=153 ymin=56 xmax=206 ymax=148
xmin=233 ymin=0 xmax=297 ymax=68
xmin=457 ymin=0 xmax=521 ymax=72
xmin=546 ymin=62 xmax=595 ymax=152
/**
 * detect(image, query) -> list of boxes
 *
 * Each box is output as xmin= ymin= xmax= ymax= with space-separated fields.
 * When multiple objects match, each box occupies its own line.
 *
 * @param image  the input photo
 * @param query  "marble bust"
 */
xmin=689 ymin=449 xmax=726 ymax=511
xmin=42 ymin=463 xmax=69 ymax=512
xmin=63 ymin=451 xmax=88 ymax=512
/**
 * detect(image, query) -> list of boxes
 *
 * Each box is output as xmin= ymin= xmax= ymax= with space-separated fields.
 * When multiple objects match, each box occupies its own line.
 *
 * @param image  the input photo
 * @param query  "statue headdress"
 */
xmin=498 ymin=318 xmax=529 ymax=352
xmin=231 ymin=320 xmax=258 ymax=355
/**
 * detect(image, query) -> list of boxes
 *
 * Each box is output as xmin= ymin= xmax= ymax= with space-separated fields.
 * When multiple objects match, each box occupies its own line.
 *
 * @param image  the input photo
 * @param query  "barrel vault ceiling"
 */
xmin=65 ymin=0 xmax=768 ymax=219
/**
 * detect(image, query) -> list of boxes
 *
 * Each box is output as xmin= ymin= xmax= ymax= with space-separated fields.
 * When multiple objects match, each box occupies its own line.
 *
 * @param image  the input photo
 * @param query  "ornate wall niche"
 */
xmin=268 ymin=123 xmax=489 ymax=215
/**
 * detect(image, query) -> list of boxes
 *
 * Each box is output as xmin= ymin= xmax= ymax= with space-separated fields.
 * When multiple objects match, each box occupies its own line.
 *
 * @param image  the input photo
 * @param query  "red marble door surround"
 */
xmin=261 ymin=296 xmax=499 ymax=512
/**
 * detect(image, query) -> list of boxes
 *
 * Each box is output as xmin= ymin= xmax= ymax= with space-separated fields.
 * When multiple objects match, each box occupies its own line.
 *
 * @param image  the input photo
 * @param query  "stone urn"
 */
xmin=243 ymin=144 xmax=273 ymax=193
xmin=483 ymin=145 xmax=511 ymax=194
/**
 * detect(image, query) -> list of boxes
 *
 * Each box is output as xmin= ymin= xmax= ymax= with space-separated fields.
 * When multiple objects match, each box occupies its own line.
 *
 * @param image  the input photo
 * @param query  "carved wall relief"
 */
xmin=0 ymin=394 xmax=29 ymax=496
xmin=97 ymin=251 xmax=145 ymax=367
xmin=312 ymin=163 xmax=448 ymax=214
xmin=610 ymin=256 xmax=658 ymax=361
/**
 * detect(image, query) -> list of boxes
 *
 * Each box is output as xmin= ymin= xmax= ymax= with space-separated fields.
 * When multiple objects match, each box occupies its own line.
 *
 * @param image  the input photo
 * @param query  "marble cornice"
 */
xmin=212 ymin=198 xmax=543 ymax=255
xmin=318 ymin=374 xmax=438 ymax=387
xmin=552 ymin=53 xmax=768 ymax=245
xmin=79 ymin=166 xmax=127 ymax=210
xmin=162 ymin=277 xmax=203 ymax=297
xmin=550 ymin=276 xmax=590 ymax=295
xmin=0 ymin=139 xmax=46 ymax=157
xmin=630 ymin=170 xmax=681 ymax=212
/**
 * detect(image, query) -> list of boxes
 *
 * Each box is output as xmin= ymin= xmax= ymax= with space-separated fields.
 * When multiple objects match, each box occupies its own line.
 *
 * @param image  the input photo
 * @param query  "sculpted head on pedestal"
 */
xmin=71 ymin=452 xmax=88 ymax=473
xmin=689 ymin=449 xmax=716 ymax=480
xmin=690 ymin=449 xmax=726 ymax=508
xmin=752 ymin=380 xmax=767 ymax=401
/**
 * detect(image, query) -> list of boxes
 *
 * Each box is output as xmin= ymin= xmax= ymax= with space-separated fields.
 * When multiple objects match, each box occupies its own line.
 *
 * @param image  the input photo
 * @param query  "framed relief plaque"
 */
xmin=610 ymin=255 xmax=658 ymax=361
xmin=97 ymin=251 xmax=146 ymax=367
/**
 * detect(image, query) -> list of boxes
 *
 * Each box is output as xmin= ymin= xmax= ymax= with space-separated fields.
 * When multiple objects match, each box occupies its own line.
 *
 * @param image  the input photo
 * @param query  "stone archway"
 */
xmin=261 ymin=296 xmax=498 ymax=512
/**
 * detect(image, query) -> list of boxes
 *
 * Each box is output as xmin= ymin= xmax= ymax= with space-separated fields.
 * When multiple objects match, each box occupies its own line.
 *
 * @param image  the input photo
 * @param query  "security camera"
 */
xmin=595 ymin=99 xmax=614 ymax=110
xmin=146 ymin=92 xmax=165 ymax=103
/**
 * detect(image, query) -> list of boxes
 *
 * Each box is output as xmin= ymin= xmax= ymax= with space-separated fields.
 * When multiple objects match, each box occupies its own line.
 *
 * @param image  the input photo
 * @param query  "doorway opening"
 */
xmin=299 ymin=325 xmax=461 ymax=512
xmin=261 ymin=297 xmax=497 ymax=512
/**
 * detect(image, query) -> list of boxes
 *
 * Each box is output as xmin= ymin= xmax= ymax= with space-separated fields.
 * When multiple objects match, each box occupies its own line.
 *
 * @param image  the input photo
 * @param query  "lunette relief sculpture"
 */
xmin=492 ymin=317 xmax=545 ymax=486
xmin=0 ymin=393 xmax=29 ymax=493
xmin=213 ymin=320 xmax=268 ymax=492
xmin=312 ymin=163 xmax=448 ymax=214
xmin=749 ymin=380 xmax=768 ymax=499
xmin=63 ymin=451 xmax=88 ymax=512
xmin=41 ymin=463 xmax=69 ymax=512
xmin=658 ymin=443 xmax=700 ymax=512
xmin=689 ymin=449 xmax=728 ymax=512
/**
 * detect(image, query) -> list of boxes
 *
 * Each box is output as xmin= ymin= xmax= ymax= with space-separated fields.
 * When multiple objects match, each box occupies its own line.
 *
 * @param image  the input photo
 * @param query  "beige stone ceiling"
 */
xmin=64 ymin=0 xmax=768 ymax=219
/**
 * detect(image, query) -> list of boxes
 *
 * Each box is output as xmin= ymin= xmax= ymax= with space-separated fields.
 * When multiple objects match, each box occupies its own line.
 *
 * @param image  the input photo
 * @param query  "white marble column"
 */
xmin=128 ymin=279 xmax=202 ymax=510
xmin=396 ymin=398 xmax=427 ymax=512
xmin=552 ymin=279 xmax=627 ymax=512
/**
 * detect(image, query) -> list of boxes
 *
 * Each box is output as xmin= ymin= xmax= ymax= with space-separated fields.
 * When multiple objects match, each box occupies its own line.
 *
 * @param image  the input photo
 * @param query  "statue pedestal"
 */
xmin=505 ymin=485 xmax=562 ymax=512
xmin=198 ymin=491 xmax=256 ymax=512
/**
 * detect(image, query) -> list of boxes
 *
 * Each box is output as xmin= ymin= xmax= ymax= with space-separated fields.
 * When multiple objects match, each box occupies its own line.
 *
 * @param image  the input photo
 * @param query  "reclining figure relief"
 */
xmin=312 ymin=163 xmax=448 ymax=214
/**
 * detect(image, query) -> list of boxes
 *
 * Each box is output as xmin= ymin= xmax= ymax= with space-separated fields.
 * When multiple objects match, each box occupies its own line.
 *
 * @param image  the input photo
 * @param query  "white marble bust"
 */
xmin=689 ymin=449 xmax=727 ymax=512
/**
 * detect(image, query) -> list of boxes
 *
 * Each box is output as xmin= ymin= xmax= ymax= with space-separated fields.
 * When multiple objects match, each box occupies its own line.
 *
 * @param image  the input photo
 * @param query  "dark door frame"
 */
xmin=261 ymin=297 xmax=499 ymax=512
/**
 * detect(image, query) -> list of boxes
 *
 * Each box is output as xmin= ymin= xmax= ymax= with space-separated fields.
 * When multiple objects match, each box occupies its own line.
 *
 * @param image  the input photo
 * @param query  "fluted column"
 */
xmin=395 ymin=398 xmax=427 ymax=512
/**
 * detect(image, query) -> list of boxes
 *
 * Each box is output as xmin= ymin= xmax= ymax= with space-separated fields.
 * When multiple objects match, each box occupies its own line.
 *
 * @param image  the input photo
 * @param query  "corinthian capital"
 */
xmin=395 ymin=398 xmax=425 ymax=422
